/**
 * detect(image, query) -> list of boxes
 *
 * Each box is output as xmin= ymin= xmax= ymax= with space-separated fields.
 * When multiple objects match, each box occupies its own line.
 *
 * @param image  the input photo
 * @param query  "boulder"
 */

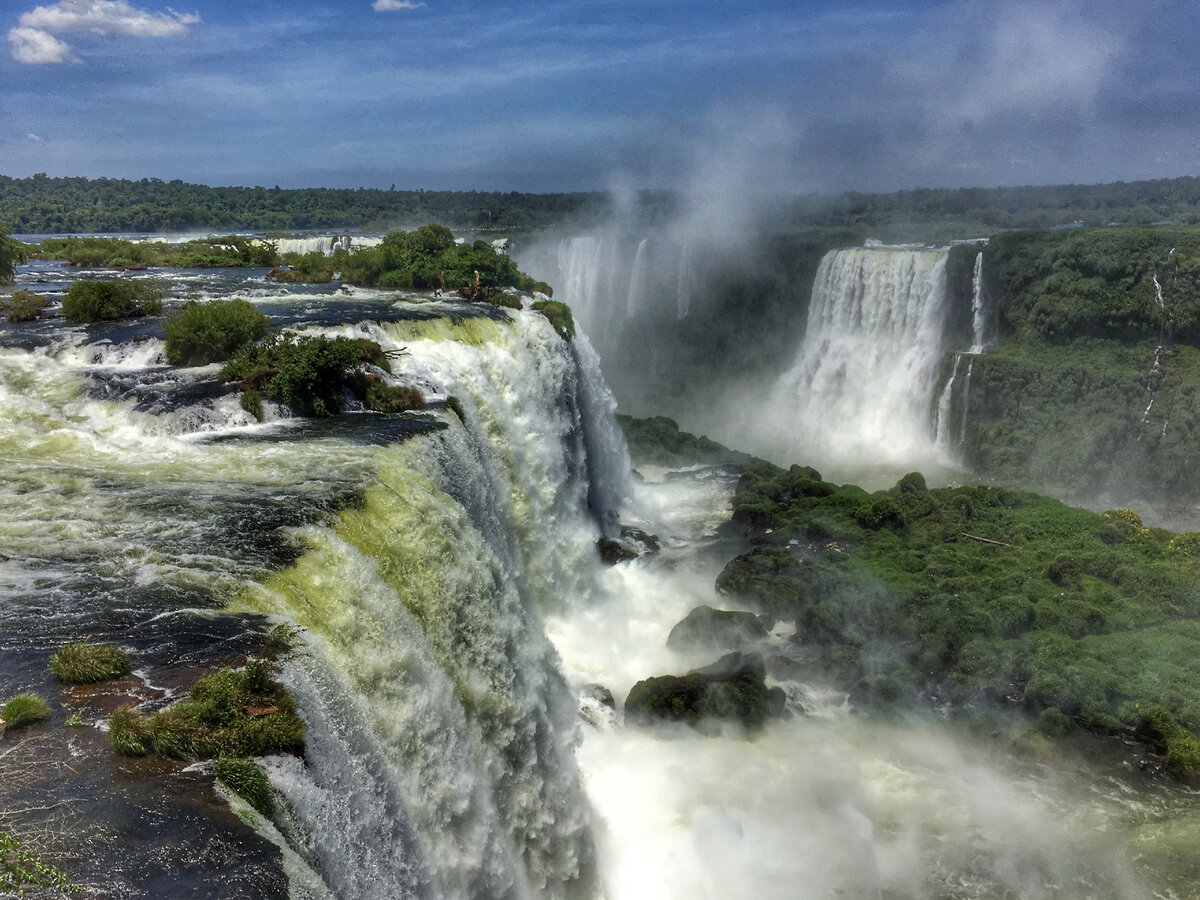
xmin=666 ymin=606 xmax=770 ymax=652
xmin=598 ymin=537 xmax=637 ymax=565
xmin=624 ymin=652 xmax=786 ymax=732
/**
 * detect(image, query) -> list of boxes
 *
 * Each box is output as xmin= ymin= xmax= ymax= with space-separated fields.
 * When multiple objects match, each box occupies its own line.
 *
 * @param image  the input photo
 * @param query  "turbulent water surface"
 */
xmin=3 ymin=256 xmax=1200 ymax=898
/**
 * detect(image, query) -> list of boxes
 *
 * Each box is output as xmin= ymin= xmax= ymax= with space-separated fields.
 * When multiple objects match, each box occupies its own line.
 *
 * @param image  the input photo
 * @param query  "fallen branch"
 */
xmin=960 ymin=532 xmax=1020 ymax=549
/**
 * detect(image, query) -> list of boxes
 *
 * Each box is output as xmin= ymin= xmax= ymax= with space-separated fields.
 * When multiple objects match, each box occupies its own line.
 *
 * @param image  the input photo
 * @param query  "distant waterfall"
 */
xmin=968 ymin=251 xmax=995 ymax=354
xmin=274 ymin=235 xmax=383 ymax=256
xmin=934 ymin=251 xmax=990 ymax=457
xmin=625 ymin=238 xmax=649 ymax=319
xmin=675 ymin=242 xmax=695 ymax=320
xmin=769 ymin=247 xmax=951 ymax=474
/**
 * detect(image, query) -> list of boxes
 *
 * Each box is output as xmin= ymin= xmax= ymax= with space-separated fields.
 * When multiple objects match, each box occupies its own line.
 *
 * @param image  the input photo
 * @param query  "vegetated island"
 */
xmin=617 ymin=414 xmax=1200 ymax=782
xmin=1 ymin=224 xmax=572 ymax=423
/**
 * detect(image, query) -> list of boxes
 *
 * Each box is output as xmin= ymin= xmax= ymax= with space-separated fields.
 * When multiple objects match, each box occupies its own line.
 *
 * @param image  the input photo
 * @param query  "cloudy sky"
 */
xmin=2 ymin=0 xmax=1198 ymax=193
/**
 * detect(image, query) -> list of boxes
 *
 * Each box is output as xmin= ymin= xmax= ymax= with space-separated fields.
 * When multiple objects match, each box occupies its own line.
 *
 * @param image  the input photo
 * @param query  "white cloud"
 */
xmin=26 ymin=132 xmax=46 ymax=142
xmin=373 ymin=0 xmax=423 ymax=10
xmin=9 ymin=0 xmax=199 ymax=64
xmin=8 ymin=25 xmax=74 ymax=63
xmin=18 ymin=0 xmax=199 ymax=37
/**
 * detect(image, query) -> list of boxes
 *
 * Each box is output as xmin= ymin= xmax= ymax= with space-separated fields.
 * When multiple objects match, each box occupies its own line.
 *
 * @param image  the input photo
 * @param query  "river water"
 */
xmin=2 ymin=259 xmax=1200 ymax=898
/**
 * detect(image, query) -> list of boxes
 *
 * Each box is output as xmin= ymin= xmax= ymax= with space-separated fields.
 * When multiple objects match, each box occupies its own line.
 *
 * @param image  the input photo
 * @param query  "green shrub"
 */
xmin=261 ymin=624 xmax=301 ymax=659
xmin=222 ymin=334 xmax=366 ymax=417
xmin=446 ymin=395 xmax=465 ymax=422
xmin=215 ymin=757 xmax=274 ymax=815
xmin=61 ymin=279 xmax=167 ymax=323
xmin=2 ymin=289 xmax=49 ymax=323
xmin=1 ymin=694 xmax=50 ymax=729
xmin=108 ymin=659 xmax=304 ymax=759
xmin=49 ymin=642 xmax=131 ymax=684
xmin=1137 ymin=705 xmax=1200 ymax=780
xmin=854 ymin=497 xmax=901 ymax=529
xmin=240 ymin=388 xmax=263 ymax=421
xmin=364 ymin=382 xmax=425 ymax=413
xmin=531 ymin=300 xmax=575 ymax=339
xmin=164 ymin=298 xmax=270 ymax=366
xmin=0 ymin=829 xmax=77 ymax=896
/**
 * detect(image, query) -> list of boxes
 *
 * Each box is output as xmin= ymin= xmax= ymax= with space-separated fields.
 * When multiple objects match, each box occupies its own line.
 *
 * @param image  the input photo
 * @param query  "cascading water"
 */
xmin=968 ymin=250 xmax=994 ymax=354
xmin=764 ymin=246 xmax=951 ymax=477
xmin=624 ymin=239 xmax=649 ymax=320
xmin=273 ymin=235 xmax=383 ymax=256
xmin=6 ymin=248 xmax=1200 ymax=900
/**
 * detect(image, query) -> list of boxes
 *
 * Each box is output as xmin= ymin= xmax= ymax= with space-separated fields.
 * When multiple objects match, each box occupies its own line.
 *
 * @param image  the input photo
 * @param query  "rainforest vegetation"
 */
xmin=941 ymin=226 xmax=1200 ymax=518
xmin=6 ymin=172 xmax=1200 ymax=237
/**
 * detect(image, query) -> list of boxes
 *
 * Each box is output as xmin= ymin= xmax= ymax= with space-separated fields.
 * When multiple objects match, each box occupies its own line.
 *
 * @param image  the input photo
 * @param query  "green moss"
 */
xmin=107 ymin=660 xmax=305 ymax=759
xmin=1137 ymin=705 xmax=1200 ymax=780
xmin=215 ymin=757 xmax=274 ymax=815
xmin=364 ymin=382 xmax=425 ymax=413
xmin=445 ymin=395 xmax=465 ymax=422
xmin=49 ymin=642 xmax=131 ymax=684
xmin=530 ymin=300 xmax=575 ymax=340
xmin=615 ymin=414 xmax=753 ymax=468
xmin=1 ymin=694 xmax=50 ymax=729
xmin=239 ymin=388 xmax=263 ymax=421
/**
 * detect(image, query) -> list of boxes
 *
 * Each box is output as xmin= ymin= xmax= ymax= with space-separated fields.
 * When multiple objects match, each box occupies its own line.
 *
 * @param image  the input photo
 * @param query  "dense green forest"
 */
xmin=0 ymin=174 xmax=606 ymax=234
xmin=5 ymin=172 xmax=1200 ymax=236
xmin=935 ymin=226 xmax=1200 ymax=523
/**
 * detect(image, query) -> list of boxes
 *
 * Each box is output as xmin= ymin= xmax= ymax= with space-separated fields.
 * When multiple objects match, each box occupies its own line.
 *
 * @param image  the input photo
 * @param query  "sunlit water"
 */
xmin=2 ymin=259 xmax=1200 ymax=898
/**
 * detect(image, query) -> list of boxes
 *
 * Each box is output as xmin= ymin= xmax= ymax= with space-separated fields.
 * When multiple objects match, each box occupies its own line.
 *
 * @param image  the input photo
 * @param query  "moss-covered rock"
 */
xmin=624 ymin=652 xmax=786 ymax=732
xmin=666 ymin=606 xmax=771 ymax=652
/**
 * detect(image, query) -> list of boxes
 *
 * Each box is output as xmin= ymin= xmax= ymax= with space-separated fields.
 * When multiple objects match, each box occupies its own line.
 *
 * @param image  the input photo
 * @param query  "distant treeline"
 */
xmin=785 ymin=176 xmax=1200 ymax=243
xmin=5 ymin=172 xmax=1200 ymax=237
xmin=0 ymin=174 xmax=607 ymax=234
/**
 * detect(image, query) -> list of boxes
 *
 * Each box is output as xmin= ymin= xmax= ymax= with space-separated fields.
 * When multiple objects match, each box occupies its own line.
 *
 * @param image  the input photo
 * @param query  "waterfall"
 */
xmin=238 ymin=310 xmax=625 ymax=899
xmin=274 ymin=235 xmax=383 ymax=256
xmin=555 ymin=237 xmax=619 ymax=342
xmin=675 ymin=242 xmax=695 ymax=320
xmin=958 ymin=358 xmax=973 ymax=447
xmin=968 ymin=251 xmax=994 ymax=354
xmin=934 ymin=353 xmax=963 ymax=452
xmin=768 ymin=246 xmax=950 ymax=474
xmin=625 ymin=238 xmax=649 ymax=320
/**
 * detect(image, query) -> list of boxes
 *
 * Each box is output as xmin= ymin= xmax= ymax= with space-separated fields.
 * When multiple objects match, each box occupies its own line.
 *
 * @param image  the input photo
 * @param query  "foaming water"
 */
xmin=544 ymin=467 xmax=1200 ymax=900
xmin=760 ymin=246 xmax=951 ymax=478
xmin=6 ymin=254 xmax=1200 ymax=899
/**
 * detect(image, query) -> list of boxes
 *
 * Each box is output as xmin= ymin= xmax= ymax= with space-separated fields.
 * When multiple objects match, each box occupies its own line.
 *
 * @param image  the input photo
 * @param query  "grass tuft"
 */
xmin=215 ymin=757 xmax=275 ymax=815
xmin=107 ymin=659 xmax=304 ymax=759
xmin=1 ymin=694 xmax=50 ymax=729
xmin=49 ymin=642 xmax=132 ymax=684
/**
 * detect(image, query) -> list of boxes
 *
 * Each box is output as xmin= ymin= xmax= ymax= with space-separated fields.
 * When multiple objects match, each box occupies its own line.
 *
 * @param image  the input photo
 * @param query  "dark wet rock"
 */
xmin=619 ymin=526 xmax=660 ymax=553
xmin=579 ymin=683 xmax=618 ymax=729
xmin=624 ymin=652 xmax=786 ymax=732
xmin=666 ymin=605 xmax=771 ymax=652
xmin=598 ymin=537 xmax=637 ymax=565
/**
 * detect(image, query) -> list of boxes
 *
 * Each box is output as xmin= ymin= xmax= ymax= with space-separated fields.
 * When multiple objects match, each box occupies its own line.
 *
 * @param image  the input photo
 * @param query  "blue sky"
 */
xmin=2 ymin=0 xmax=1199 ymax=193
